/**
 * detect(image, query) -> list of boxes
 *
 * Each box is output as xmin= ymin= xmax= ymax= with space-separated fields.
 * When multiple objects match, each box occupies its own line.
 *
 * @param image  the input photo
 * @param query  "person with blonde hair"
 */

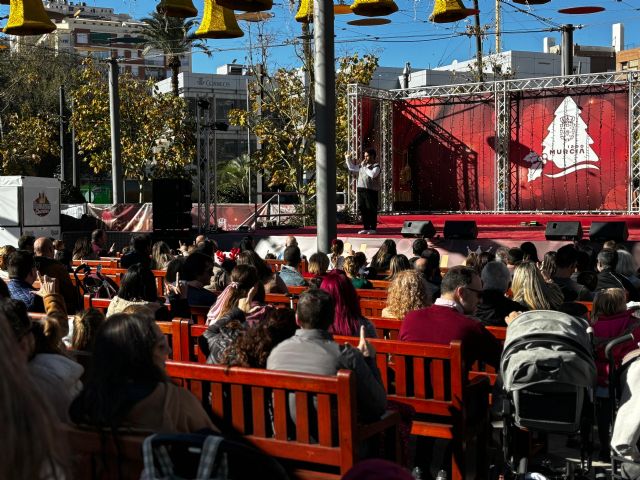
xmin=511 ymin=261 xmax=563 ymax=311
xmin=382 ymin=270 xmax=431 ymax=319
xmin=307 ymin=252 xmax=330 ymax=288
xmin=385 ymin=254 xmax=411 ymax=281
xmin=343 ymin=255 xmax=372 ymax=289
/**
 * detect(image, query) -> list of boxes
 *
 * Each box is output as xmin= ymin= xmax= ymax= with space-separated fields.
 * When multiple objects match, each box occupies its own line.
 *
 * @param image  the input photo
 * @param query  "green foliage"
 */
xmin=217 ymin=154 xmax=251 ymax=203
xmin=228 ymin=53 xmax=378 ymax=194
xmin=139 ymin=11 xmax=209 ymax=96
xmin=70 ymin=58 xmax=195 ymax=183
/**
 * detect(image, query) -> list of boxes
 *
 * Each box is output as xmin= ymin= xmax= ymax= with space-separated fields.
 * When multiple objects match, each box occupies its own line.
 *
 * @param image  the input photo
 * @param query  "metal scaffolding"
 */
xmin=348 ymin=71 xmax=640 ymax=214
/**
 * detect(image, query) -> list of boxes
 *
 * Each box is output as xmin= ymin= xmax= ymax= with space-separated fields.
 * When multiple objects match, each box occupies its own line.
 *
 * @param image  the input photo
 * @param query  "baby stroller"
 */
xmin=605 ymin=333 xmax=640 ymax=480
xmin=500 ymin=311 xmax=597 ymax=479
xmin=73 ymin=264 xmax=118 ymax=306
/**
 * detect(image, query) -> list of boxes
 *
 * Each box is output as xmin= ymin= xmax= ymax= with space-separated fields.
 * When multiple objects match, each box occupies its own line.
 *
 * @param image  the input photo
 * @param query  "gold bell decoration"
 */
xmin=429 ymin=0 xmax=477 ymax=23
xmin=217 ymin=0 xmax=272 ymax=13
xmin=156 ymin=0 xmax=198 ymax=17
xmin=295 ymin=0 xmax=312 ymax=23
xmin=350 ymin=0 xmax=398 ymax=17
xmin=194 ymin=0 xmax=243 ymax=39
xmin=4 ymin=0 xmax=56 ymax=36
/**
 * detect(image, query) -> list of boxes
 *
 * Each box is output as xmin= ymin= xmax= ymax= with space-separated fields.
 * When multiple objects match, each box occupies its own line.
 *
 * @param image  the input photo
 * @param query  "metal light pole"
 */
xmin=314 ymin=0 xmax=336 ymax=253
xmin=108 ymin=57 xmax=124 ymax=203
xmin=59 ymin=85 xmax=66 ymax=183
xmin=561 ymin=24 xmax=574 ymax=76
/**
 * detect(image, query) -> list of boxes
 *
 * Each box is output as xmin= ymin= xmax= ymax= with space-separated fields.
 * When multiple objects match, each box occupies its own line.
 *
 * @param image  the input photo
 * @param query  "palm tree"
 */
xmin=139 ymin=12 xmax=209 ymax=96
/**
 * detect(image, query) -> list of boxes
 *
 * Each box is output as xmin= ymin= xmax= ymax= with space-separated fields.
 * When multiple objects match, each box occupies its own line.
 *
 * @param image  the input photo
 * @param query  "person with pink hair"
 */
xmin=319 ymin=270 xmax=376 ymax=338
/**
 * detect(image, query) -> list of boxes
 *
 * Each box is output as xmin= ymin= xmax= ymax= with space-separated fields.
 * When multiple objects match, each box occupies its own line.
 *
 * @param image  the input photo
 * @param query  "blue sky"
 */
xmin=21 ymin=1 xmax=640 ymax=73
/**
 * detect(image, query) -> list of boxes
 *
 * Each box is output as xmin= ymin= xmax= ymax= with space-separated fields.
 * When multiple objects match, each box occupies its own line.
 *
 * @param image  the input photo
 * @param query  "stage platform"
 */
xmin=251 ymin=213 xmax=640 ymax=268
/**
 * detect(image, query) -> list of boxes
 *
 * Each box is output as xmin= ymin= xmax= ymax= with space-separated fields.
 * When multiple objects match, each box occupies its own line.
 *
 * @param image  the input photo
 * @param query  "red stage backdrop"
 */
xmin=509 ymin=88 xmax=629 ymax=211
xmin=392 ymin=96 xmax=496 ymax=211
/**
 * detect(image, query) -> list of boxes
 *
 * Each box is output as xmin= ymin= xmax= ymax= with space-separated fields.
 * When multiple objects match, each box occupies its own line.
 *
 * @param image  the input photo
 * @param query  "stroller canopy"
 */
xmin=501 ymin=310 xmax=596 ymax=392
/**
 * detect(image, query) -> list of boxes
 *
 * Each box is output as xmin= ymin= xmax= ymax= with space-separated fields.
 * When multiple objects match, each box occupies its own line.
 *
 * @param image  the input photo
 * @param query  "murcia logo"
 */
xmin=524 ymin=96 xmax=599 ymax=182
xmin=33 ymin=192 xmax=51 ymax=217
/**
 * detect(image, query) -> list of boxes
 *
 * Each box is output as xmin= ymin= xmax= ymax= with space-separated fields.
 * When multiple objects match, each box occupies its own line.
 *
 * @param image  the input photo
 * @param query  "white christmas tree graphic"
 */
xmin=525 ymin=96 xmax=599 ymax=182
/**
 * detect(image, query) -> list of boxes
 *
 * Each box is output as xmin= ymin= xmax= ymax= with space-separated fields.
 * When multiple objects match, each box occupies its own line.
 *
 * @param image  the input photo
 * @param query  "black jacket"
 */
xmin=596 ymin=269 xmax=640 ymax=301
xmin=475 ymin=289 xmax=528 ymax=327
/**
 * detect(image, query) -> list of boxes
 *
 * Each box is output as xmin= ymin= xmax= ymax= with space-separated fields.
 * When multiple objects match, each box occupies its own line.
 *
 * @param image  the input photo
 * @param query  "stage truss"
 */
xmin=347 ymin=71 xmax=640 ymax=215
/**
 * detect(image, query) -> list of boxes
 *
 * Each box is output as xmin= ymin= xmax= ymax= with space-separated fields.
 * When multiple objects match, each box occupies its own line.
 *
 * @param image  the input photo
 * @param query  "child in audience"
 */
xmin=236 ymin=250 xmax=288 ymax=294
xmin=344 ymin=255 xmax=373 ymax=289
xmin=106 ymin=264 xmax=169 ymax=319
xmin=207 ymin=265 xmax=267 ymax=326
xmin=307 ymin=252 xmax=330 ymax=288
xmin=0 ymin=244 xmax=16 ymax=279
xmin=70 ymin=312 xmax=218 ymax=433
xmin=591 ymin=288 xmax=640 ymax=460
xmin=71 ymin=309 xmax=106 ymax=351
xmin=329 ymin=239 xmax=345 ymax=271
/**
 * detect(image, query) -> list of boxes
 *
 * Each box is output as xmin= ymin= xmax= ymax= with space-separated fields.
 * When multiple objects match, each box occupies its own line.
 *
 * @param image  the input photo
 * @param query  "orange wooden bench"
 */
xmin=266 ymin=258 xmax=308 ymax=274
xmin=72 ymin=258 xmax=121 ymax=268
xmin=165 ymin=361 xmax=401 ymax=479
xmin=333 ymin=336 xmax=490 ymax=480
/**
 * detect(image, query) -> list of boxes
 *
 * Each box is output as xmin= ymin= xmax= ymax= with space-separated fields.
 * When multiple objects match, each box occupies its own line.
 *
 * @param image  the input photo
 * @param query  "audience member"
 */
xmin=414 ymin=257 xmax=440 ymax=300
xmin=182 ymin=251 xmax=217 ymax=307
xmin=344 ymin=255 xmax=373 ymax=289
xmin=552 ymin=244 xmax=593 ymax=301
xmin=72 ymin=237 xmax=98 ymax=261
xmin=53 ymin=239 xmax=72 ymax=271
xmin=308 ymin=252 xmax=330 ymax=288
xmin=223 ymin=307 xmax=297 ymax=368
xmin=409 ymin=238 xmax=428 ymax=265
xmin=399 ymin=266 xmax=502 ymax=368
xmin=29 ymin=316 xmax=84 ymax=420
xmin=495 ymin=246 xmax=510 ymax=264
xmin=596 ymin=249 xmax=640 ymax=301
xmin=18 ymin=234 xmax=35 ymax=253
xmin=8 ymin=250 xmax=47 ymax=313
xmin=0 ymin=314 xmax=68 ymax=480
xmin=506 ymin=247 xmax=524 ymax=275
xmin=34 ymin=237 xmax=78 ymax=313
xmin=370 ymin=239 xmax=396 ymax=273
xmin=320 ymin=270 xmax=376 ymax=338
xmin=120 ymin=234 xmax=152 ymax=269
xmin=70 ymin=313 xmax=218 ymax=433
xmin=463 ymin=252 xmax=484 ymax=275
xmin=239 ymin=235 xmax=255 ymax=252
xmin=420 ymin=248 xmax=442 ymax=285
xmin=0 ymin=244 xmax=16 ymax=279
xmin=329 ymin=239 xmax=345 ymax=271
xmin=382 ymin=270 xmax=431 ymax=319
xmin=151 ymin=241 xmax=173 ymax=270
xmin=520 ymin=241 xmax=540 ymax=263
xmin=476 ymin=261 xmax=526 ymax=327
xmin=201 ymin=308 xmax=247 ymax=364
xmin=207 ymin=265 xmax=269 ymax=326
xmin=267 ymin=289 xmax=387 ymax=422
xmin=91 ymin=229 xmax=115 ymax=257
xmin=385 ymin=254 xmax=411 ymax=281
xmin=71 ymin=308 xmax=106 ymax=351
xmin=278 ymin=246 xmax=307 ymax=287
xmin=616 ymin=249 xmax=640 ymax=290
xmin=511 ymin=261 xmax=563 ymax=311
xmin=106 ymin=264 xmax=171 ymax=319
xmin=591 ymin=288 xmax=640 ymax=460
xmin=196 ymin=239 xmax=217 ymax=258
xmin=0 ymin=296 xmax=76 ymax=422
xmin=236 ymin=250 xmax=288 ymax=294
xmin=540 ymin=251 xmax=557 ymax=282
xmin=277 ymin=236 xmax=297 ymax=260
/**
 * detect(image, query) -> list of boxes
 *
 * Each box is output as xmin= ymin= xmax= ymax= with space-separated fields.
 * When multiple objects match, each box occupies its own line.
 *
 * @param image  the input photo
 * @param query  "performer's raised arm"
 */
xmin=344 ymin=152 xmax=360 ymax=173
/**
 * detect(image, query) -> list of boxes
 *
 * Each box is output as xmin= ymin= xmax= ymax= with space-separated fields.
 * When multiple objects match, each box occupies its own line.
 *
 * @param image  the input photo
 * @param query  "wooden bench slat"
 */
xmin=251 ymin=386 xmax=267 ymax=437
xmin=317 ymin=393 xmax=333 ymax=447
xmin=295 ymin=392 xmax=311 ymax=444
xmin=230 ymin=384 xmax=246 ymax=433
xmin=273 ymin=389 xmax=288 ymax=441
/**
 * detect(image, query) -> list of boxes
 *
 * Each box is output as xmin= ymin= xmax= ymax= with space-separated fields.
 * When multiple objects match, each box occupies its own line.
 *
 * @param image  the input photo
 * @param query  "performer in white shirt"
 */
xmin=345 ymin=148 xmax=381 ymax=235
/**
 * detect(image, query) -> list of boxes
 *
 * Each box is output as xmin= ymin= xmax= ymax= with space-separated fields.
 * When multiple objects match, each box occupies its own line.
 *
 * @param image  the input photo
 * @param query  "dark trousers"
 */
xmin=357 ymin=188 xmax=379 ymax=230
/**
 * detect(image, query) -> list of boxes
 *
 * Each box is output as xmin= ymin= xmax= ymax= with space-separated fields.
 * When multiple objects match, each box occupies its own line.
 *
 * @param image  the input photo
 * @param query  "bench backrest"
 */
xmin=333 ymin=336 xmax=465 ymax=420
xmin=72 ymin=258 xmax=120 ymax=268
xmin=360 ymin=299 xmax=386 ymax=317
xmin=165 ymin=361 xmax=358 ymax=473
xmin=266 ymin=258 xmax=308 ymax=274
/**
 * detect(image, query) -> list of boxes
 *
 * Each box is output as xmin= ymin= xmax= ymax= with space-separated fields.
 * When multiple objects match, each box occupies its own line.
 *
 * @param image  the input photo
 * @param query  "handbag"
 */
xmin=140 ymin=433 xmax=228 ymax=480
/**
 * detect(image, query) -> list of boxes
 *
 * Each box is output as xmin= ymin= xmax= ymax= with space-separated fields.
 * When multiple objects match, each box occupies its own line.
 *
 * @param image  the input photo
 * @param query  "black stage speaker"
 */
xmin=545 ymin=221 xmax=583 ymax=241
xmin=589 ymin=221 xmax=629 ymax=242
xmin=152 ymin=178 xmax=192 ymax=231
xmin=401 ymin=220 xmax=436 ymax=238
xmin=443 ymin=221 xmax=478 ymax=240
